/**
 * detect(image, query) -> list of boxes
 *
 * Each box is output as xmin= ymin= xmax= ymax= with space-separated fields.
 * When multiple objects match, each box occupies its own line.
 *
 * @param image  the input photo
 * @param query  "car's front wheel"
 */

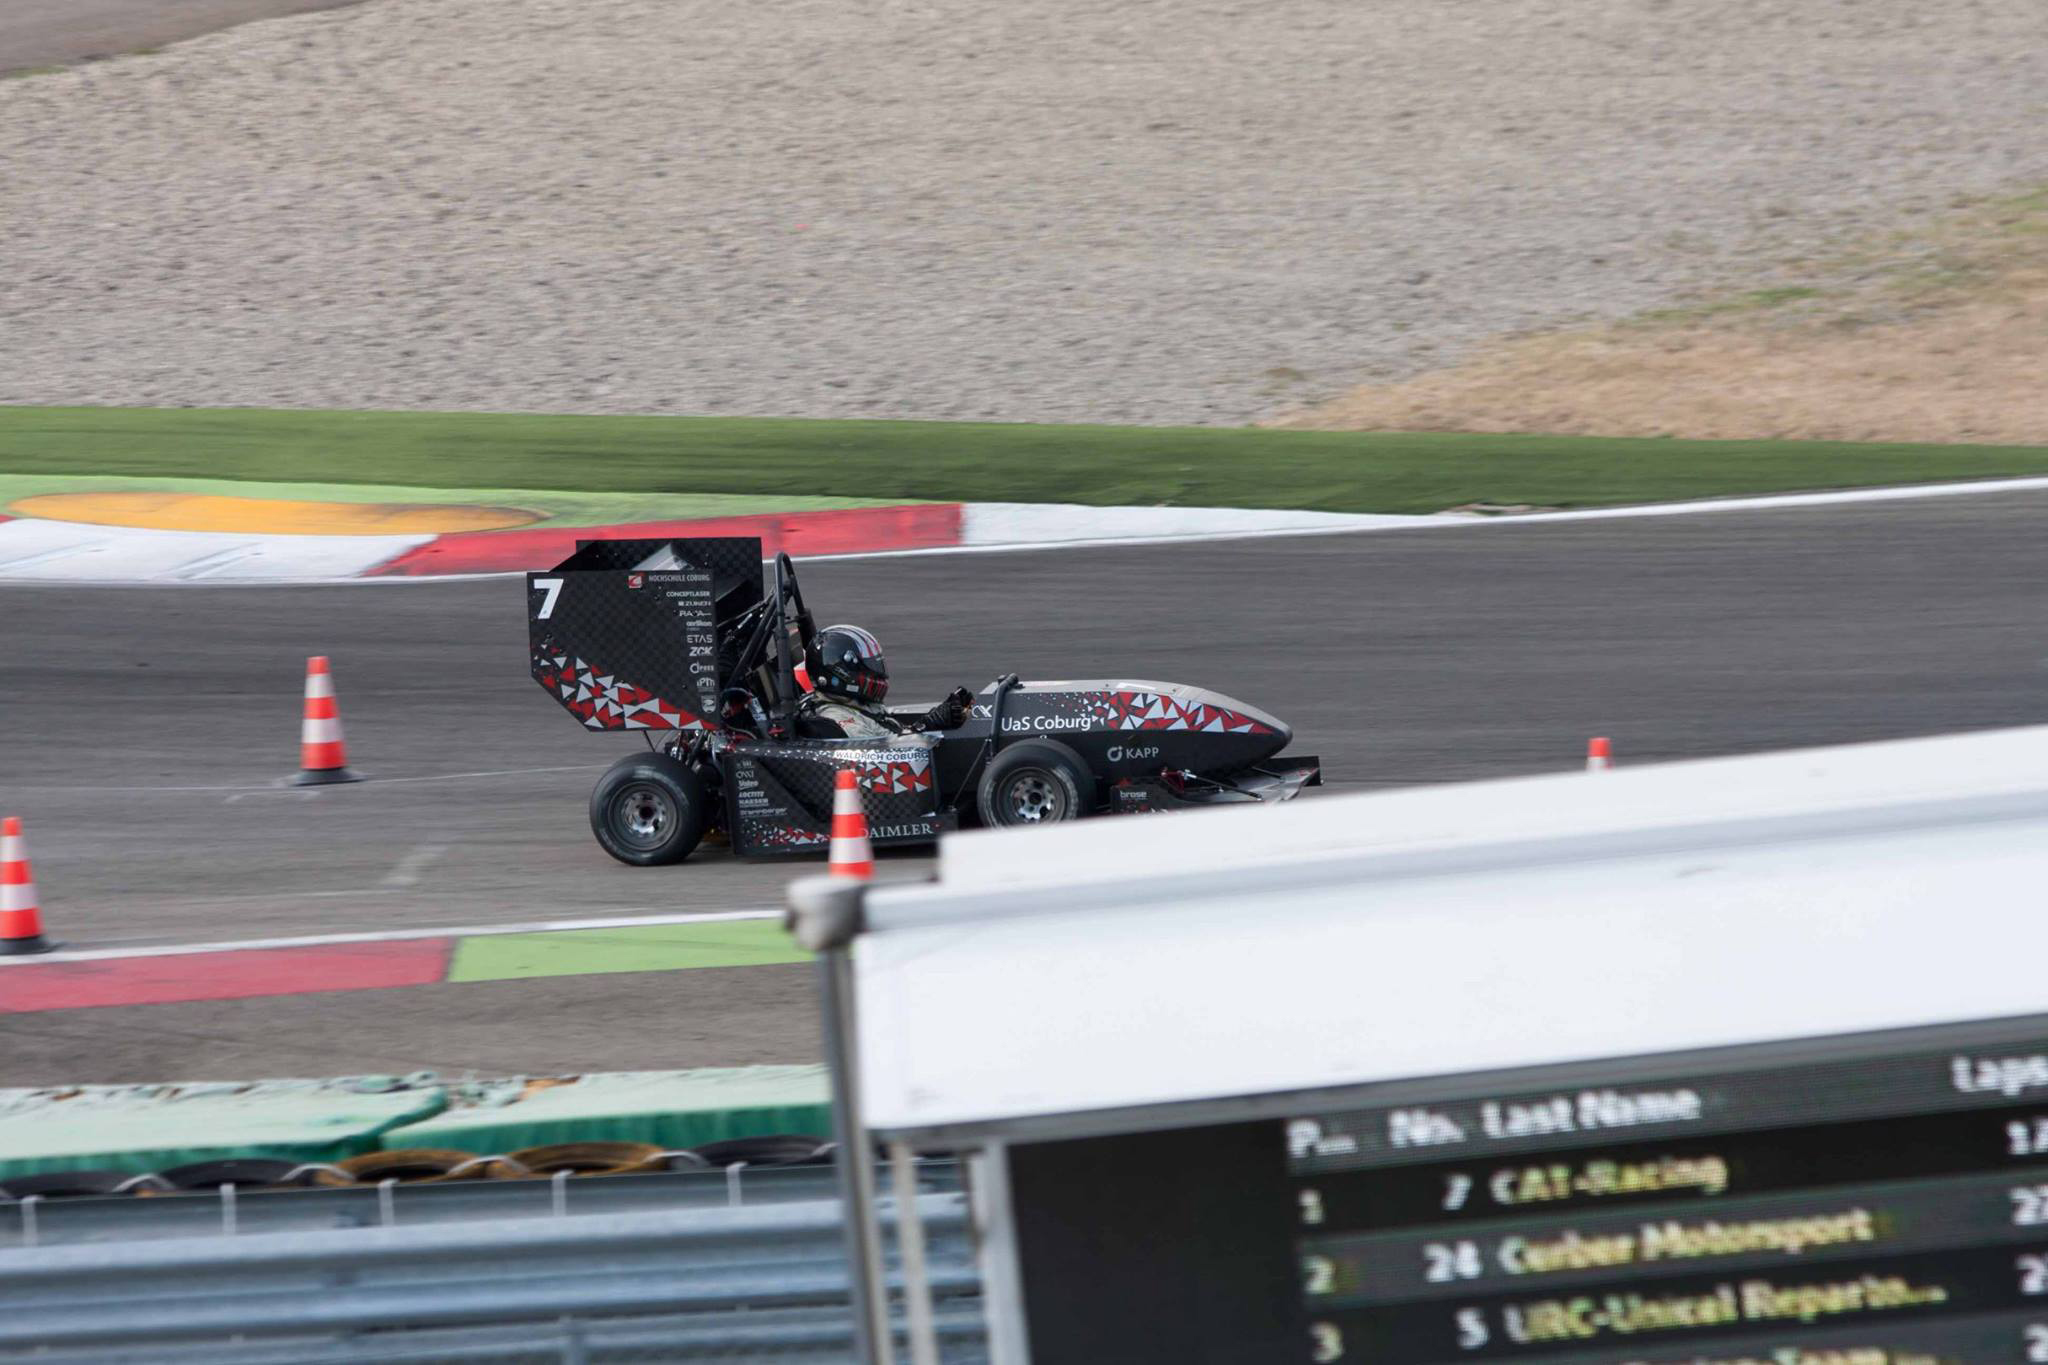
xmin=589 ymin=754 xmax=709 ymax=866
xmin=976 ymin=739 xmax=1093 ymax=828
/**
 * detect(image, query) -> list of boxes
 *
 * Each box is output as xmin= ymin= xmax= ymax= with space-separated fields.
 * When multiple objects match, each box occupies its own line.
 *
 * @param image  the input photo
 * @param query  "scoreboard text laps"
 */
xmin=1291 ymin=1029 xmax=2048 ymax=1363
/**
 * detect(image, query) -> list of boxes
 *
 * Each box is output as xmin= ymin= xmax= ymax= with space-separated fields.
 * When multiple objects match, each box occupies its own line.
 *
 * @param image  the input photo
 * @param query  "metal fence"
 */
xmin=1 ymin=1161 xmax=957 ymax=1249
xmin=0 ymin=1173 xmax=985 ymax=1363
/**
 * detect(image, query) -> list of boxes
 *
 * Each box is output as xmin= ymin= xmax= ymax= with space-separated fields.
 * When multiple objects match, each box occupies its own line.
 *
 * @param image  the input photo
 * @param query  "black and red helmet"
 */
xmin=812 ymin=624 xmax=889 ymax=703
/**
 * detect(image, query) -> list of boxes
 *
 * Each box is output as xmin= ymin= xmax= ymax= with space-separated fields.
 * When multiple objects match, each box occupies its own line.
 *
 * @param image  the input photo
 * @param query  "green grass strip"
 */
xmin=7 ymin=406 xmax=2048 ymax=514
xmin=447 ymin=920 xmax=809 ymax=983
xmin=0 ymin=473 xmax=910 ymax=529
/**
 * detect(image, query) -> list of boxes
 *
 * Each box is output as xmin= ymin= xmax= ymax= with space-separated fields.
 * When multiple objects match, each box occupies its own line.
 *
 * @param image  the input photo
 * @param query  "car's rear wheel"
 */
xmin=590 ymin=754 xmax=709 ymax=866
xmin=977 ymin=739 xmax=1092 ymax=828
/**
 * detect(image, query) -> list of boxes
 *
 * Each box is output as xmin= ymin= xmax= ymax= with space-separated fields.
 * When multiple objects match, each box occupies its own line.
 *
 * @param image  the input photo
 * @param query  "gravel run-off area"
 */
xmin=3 ymin=0 xmax=2046 ymax=426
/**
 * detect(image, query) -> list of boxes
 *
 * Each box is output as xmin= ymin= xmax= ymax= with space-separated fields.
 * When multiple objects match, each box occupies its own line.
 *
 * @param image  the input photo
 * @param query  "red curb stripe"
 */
xmin=0 ymin=939 xmax=455 ymax=1013
xmin=369 ymin=504 xmax=965 ymax=577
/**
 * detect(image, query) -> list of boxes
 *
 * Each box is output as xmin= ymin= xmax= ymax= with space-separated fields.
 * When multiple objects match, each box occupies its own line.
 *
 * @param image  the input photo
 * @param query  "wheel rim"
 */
xmin=1003 ymin=769 xmax=1068 ymax=823
xmin=612 ymin=784 xmax=678 ymax=850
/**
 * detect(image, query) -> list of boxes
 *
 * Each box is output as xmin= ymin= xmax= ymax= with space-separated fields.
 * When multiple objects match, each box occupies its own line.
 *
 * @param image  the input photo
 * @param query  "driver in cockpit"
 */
xmin=796 ymin=624 xmax=970 ymax=740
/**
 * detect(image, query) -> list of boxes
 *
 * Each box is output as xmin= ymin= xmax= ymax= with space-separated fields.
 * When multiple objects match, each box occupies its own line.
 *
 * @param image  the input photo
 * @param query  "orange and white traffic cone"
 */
xmin=1 ymin=817 xmax=54 ymax=956
xmin=293 ymin=655 xmax=361 ymax=785
xmin=828 ymin=770 xmax=874 ymax=880
xmin=1586 ymin=736 xmax=1613 ymax=772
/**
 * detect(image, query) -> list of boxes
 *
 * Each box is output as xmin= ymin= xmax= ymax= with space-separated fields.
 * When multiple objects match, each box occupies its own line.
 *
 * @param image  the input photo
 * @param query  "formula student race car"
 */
xmin=526 ymin=537 xmax=1321 ymax=865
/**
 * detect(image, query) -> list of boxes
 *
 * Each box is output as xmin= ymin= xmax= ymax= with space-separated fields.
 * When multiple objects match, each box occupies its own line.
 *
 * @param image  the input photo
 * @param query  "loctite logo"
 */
xmin=1002 ymin=715 xmax=1094 ymax=732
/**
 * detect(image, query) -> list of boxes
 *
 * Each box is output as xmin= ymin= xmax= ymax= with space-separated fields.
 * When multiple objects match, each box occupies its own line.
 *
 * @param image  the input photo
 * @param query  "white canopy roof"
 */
xmin=854 ymin=725 xmax=2048 ymax=1140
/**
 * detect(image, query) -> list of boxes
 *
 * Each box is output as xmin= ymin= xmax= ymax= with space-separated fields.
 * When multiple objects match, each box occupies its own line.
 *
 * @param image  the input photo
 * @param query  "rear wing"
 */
xmin=526 ymin=537 xmax=764 ymax=732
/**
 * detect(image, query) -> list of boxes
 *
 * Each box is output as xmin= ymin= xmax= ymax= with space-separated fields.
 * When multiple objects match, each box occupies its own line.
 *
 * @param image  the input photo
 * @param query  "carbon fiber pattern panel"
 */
xmin=728 ymin=739 xmax=946 ymax=858
xmin=527 ymin=540 xmax=764 ymax=732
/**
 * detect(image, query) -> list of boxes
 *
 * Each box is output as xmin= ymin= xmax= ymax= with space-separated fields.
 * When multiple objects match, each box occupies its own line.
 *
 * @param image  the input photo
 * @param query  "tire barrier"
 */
xmin=502 ymin=1141 xmax=669 ymax=1177
xmin=692 ymin=1134 xmax=834 ymax=1169
xmin=0 ymin=1067 xmax=831 ymax=1192
xmin=320 ymin=1147 xmax=502 ymax=1186
xmin=375 ymin=1064 xmax=833 ymax=1156
xmin=0 ymin=1169 xmax=169 ymax=1200
xmin=154 ymin=1158 xmax=339 ymax=1192
xmin=0 ymin=1138 xmax=832 ymax=1202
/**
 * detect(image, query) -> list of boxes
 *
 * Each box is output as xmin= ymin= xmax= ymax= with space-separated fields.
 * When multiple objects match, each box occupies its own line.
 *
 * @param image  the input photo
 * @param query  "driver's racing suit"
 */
xmin=798 ymin=690 xmax=968 ymax=740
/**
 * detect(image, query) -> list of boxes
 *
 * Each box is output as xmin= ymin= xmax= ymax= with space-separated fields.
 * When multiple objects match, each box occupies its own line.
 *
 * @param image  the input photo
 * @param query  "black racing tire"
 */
xmin=692 ymin=1135 xmax=832 ymax=1168
xmin=976 ymin=738 xmax=1094 ymax=828
xmin=589 ymin=754 xmax=709 ymax=866
xmin=158 ymin=1158 xmax=313 ymax=1191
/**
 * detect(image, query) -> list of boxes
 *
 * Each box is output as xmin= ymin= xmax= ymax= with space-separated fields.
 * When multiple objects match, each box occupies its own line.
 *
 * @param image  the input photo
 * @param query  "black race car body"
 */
xmin=527 ymin=536 xmax=1320 ymax=865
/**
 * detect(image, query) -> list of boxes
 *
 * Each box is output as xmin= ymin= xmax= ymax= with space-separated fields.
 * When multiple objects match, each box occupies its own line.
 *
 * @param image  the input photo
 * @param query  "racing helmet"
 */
xmin=812 ymin=624 xmax=888 ymax=703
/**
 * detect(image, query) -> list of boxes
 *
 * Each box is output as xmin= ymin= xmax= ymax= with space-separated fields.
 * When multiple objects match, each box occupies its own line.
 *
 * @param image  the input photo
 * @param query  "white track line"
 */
xmin=1469 ymin=474 xmax=2048 ymax=523
xmin=0 ymin=907 xmax=786 ymax=967
xmin=379 ymin=843 xmax=449 ymax=888
xmin=10 ymin=764 xmax=608 ymax=794
xmin=7 ymin=475 xmax=2048 ymax=587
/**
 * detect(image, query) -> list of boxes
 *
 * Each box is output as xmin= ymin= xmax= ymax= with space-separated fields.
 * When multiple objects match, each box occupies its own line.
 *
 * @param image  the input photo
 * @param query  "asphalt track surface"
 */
xmin=0 ymin=0 xmax=365 ymax=73
xmin=5 ymin=493 xmax=2047 ymax=1085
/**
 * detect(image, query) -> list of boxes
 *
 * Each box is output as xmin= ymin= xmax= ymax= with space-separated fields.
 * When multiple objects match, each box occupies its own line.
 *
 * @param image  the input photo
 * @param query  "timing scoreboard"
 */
xmin=1002 ymin=1013 xmax=2048 ymax=1364
xmin=849 ymin=726 xmax=2048 ymax=1363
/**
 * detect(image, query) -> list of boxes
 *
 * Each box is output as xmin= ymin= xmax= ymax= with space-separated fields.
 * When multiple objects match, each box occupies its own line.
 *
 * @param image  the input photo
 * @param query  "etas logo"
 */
xmin=1106 ymin=745 xmax=1160 ymax=763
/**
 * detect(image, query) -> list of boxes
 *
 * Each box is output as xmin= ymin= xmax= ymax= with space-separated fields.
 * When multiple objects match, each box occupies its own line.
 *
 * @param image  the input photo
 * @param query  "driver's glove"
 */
xmin=919 ymin=687 xmax=972 ymax=731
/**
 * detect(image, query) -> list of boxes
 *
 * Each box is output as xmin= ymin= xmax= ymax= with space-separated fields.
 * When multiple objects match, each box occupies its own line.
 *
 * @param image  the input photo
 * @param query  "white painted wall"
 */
xmin=855 ymin=726 xmax=2048 ymax=1134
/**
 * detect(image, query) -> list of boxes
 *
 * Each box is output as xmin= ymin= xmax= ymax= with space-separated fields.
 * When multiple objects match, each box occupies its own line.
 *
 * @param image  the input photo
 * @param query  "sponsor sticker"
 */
xmin=1003 ymin=714 xmax=1094 ymax=733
